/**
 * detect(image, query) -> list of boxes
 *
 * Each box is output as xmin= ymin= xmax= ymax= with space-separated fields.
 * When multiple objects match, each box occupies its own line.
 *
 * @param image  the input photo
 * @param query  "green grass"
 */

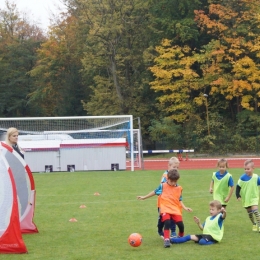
xmin=1 ymin=168 xmax=260 ymax=259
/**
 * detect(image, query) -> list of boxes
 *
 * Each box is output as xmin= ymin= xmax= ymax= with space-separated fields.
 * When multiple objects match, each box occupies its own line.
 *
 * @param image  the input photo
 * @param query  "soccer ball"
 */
xmin=128 ymin=233 xmax=142 ymax=247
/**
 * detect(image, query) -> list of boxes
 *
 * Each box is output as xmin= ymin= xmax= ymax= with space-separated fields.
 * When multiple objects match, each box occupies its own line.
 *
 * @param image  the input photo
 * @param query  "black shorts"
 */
xmin=194 ymin=234 xmax=218 ymax=243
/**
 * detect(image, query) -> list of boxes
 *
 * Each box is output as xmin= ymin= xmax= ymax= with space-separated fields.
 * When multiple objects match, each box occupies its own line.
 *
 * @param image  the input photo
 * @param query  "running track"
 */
xmin=129 ymin=158 xmax=260 ymax=170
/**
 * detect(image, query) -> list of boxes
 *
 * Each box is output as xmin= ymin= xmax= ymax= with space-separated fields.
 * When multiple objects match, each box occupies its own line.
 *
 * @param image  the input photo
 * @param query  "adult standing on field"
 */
xmin=5 ymin=127 xmax=24 ymax=159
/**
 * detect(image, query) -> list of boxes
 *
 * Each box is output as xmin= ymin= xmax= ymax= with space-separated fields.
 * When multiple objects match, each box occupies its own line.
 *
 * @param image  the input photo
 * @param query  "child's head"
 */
xmin=244 ymin=159 xmax=254 ymax=175
xmin=167 ymin=169 xmax=180 ymax=186
xmin=216 ymin=158 xmax=228 ymax=173
xmin=209 ymin=200 xmax=222 ymax=216
xmin=168 ymin=157 xmax=180 ymax=170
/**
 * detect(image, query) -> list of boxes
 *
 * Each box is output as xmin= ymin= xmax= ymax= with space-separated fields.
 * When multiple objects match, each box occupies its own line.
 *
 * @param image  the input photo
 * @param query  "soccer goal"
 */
xmin=0 ymin=116 xmax=135 ymax=172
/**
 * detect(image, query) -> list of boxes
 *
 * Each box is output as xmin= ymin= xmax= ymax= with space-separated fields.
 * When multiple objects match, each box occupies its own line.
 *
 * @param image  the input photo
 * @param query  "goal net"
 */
xmin=0 ymin=116 xmax=135 ymax=172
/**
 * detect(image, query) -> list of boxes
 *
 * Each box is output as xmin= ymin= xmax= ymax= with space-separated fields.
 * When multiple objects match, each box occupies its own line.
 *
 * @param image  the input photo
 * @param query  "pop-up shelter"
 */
xmin=0 ymin=142 xmax=38 ymax=234
xmin=0 ymin=151 xmax=27 ymax=254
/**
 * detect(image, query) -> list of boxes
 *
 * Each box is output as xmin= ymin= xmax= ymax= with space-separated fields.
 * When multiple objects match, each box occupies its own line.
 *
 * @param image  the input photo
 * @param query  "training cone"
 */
xmin=79 ymin=205 xmax=86 ymax=208
xmin=94 ymin=192 xmax=100 ymax=196
xmin=69 ymin=218 xmax=77 ymax=222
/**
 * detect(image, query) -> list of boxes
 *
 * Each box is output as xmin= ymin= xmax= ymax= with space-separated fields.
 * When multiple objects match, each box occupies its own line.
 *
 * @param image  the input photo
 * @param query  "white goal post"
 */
xmin=0 ymin=116 xmax=135 ymax=172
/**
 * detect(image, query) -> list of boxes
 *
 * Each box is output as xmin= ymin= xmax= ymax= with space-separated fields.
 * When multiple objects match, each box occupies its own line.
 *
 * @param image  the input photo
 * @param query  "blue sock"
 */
xmin=170 ymin=235 xmax=191 ymax=244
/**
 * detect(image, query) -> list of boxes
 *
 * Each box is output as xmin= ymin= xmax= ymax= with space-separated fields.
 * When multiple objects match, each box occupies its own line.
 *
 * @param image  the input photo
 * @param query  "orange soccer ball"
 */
xmin=128 ymin=233 xmax=142 ymax=247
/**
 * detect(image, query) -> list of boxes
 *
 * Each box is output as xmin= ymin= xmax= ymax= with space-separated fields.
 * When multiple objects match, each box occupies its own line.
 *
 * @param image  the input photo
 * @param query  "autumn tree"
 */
xmin=149 ymin=0 xmax=260 ymax=151
xmin=194 ymin=0 xmax=260 ymax=114
xmin=150 ymin=0 xmax=260 ymax=120
xmin=149 ymin=39 xmax=202 ymax=122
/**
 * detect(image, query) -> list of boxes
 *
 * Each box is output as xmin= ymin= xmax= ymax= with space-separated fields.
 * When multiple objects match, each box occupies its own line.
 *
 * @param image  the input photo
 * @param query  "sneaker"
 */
xmin=252 ymin=224 xmax=258 ymax=231
xmin=170 ymin=232 xmax=177 ymax=238
xmin=164 ymin=239 xmax=171 ymax=248
xmin=158 ymin=231 xmax=164 ymax=240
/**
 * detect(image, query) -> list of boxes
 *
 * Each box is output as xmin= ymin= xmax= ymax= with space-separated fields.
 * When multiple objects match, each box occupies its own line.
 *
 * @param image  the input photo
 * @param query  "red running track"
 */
xmin=128 ymin=158 xmax=260 ymax=170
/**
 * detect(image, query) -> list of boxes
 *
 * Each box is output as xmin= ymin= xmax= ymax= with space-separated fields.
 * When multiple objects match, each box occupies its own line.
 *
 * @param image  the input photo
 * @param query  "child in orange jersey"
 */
xmin=157 ymin=157 xmax=180 ymax=238
xmin=137 ymin=169 xmax=192 ymax=248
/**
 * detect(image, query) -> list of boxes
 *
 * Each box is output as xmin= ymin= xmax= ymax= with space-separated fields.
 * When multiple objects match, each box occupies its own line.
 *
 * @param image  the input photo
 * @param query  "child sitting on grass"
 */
xmin=170 ymin=200 xmax=226 ymax=245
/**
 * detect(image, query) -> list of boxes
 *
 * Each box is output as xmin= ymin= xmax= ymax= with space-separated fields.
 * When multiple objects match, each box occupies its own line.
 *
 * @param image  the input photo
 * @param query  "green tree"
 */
xmin=66 ymin=0 xmax=155 ymax=120
xmin=147 ymin=0 xmax=205 ymax=45
xmin=28 ymin=15 xmax=88 ymax=116
xmin=0 ymin=1 xmax=45 ymax=116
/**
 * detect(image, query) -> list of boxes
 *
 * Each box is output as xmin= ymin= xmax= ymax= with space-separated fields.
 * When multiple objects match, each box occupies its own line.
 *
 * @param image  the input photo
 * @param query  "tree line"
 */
xmin=0 ymin=0 xmax=260 ymax=154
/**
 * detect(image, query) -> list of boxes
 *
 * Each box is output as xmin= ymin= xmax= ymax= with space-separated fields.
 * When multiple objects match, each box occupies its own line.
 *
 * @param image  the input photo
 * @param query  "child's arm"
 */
xmin=193 ymin=216 xmax=203 ymax=230
xmin=137 ymin=191 xmax=156 ymax=200
xmin=180 ymin=201 xmax=192 ymax=212
xmin=209 ymin=180 xmax=214 ymax=194
xmin=224 ymin=185 xmax=234 ymax=203
xmin=221 ymin=207 xmax=226 ymax=219
xmin=236 ymin=184 xmax=241 ymax=201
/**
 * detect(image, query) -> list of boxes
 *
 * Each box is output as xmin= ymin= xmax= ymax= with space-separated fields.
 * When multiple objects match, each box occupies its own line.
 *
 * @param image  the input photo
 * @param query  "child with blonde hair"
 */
xmin=171 ymin=200 xmax=226 ymax=245
xmin=236 ymin=159 xmax=260 ymax=231
xmin=209 ymin=158 xmax=234 ymax=207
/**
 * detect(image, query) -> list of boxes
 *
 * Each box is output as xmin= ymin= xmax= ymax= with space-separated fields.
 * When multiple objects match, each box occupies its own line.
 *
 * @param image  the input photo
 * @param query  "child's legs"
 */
xmin=170 ymin=219 xmax=176 ymax=234
xmin=170 ymin=235 xmax=191 ymax=244
xmin=190 ymin=235 xmax=199 ymax=242
xmin=157 ymin=215 xmax=164 ymax=234
xmin=175 ymin=221 xmax=184 ymax=237
xmin=246 ymin=206 xmax=256 ymax=224
xmin=161 ymin=213 xmax=171 ymax=239
xmin=198 ymin=239 xmax=215 ymax=245
xmin=252 ymin=205 xmax=260 ymax=228
xmin=172 ymin=215 xmax=184 ymax=237
xmin=197 ymin=235 xmax=216 ymax=245
xmin=171 ymin=235 xmax=199 ymax=244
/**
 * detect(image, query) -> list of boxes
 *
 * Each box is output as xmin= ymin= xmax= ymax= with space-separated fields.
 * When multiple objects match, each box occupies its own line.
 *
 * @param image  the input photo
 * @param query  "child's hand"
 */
xmin=209 ymin=188 xmax=213 ymax=194
xmin=224 ymin=197 xmax=229 ymax=203
xmin=137 ymin=196 xmax=144 ymax=200
xmin=221 ymin=207 xmax=226 ymax=214
xmin=193 ymin=216 xmax=200 ymax=224
xmin=185 ymin=207 xmax=193 ymax=212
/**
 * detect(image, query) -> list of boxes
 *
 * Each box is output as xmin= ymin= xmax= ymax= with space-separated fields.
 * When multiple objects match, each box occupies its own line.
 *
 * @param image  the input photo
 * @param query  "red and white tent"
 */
xmin=0 ymin=152 xmax=27 ymax=253
xmin=0 ymin=142 xmax=38 ymax=234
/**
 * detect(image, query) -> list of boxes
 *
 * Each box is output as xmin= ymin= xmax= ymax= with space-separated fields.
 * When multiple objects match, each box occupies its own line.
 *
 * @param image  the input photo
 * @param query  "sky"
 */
xmin=0 ymin=0 xmax=67 ymax=30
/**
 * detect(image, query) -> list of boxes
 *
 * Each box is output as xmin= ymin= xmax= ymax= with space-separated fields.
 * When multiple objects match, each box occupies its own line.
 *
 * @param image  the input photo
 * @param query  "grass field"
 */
xmin=1 ymin=167 xmax=260 ymax=260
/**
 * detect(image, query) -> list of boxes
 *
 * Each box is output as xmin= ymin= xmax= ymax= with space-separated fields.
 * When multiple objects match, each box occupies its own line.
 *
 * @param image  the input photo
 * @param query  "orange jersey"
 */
xmin=159 ymin=182 xmax=182 ymax=215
